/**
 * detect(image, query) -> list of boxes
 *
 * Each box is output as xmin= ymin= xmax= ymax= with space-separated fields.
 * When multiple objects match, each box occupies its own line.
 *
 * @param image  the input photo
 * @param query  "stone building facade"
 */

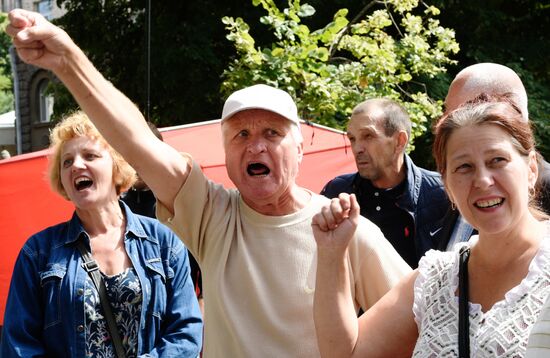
xmin=10 ymin=49 xmax=56 ymax=153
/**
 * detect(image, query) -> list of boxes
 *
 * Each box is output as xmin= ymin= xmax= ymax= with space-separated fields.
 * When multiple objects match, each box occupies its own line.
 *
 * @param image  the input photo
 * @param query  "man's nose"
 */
xmin=247 ymin=138 xmax=267 ymax=153
xmin=352 ymin=142 xmax=364 ymax=155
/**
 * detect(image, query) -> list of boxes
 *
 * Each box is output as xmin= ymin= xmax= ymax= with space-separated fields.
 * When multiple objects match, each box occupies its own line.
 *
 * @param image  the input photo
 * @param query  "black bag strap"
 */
xmin=458 ymin=246 xmax=471 ymax=358
xmin=76 ymin=240 xmax=127 ymax=358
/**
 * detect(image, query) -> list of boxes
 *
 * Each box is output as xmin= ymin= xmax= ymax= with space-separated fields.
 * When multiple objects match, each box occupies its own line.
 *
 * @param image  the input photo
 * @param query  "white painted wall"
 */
xmin=0 ymin=110 xmax=15 ymax=147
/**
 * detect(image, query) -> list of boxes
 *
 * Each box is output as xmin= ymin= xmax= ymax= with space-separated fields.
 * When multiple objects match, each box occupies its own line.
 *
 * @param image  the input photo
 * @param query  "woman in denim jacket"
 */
xmin=0 ymin=112 xmax=203 ymax=357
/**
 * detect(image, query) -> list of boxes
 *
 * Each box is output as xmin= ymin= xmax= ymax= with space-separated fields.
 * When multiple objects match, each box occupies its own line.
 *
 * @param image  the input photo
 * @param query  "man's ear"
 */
xmin=395 ymin=130 xmax=408 ymax=153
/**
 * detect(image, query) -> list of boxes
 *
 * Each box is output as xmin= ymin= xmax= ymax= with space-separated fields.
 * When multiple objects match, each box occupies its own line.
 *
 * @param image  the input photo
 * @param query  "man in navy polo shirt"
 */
xmin=321 ymin=98 xmax=450 ymax=268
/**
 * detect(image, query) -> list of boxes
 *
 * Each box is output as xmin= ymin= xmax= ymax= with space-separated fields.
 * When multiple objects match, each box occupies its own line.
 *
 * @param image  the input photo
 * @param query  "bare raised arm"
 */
xmin=312 ymin=193 xmax=418 ymax=357
xmin=312 ymin=193 xmax=359 ymax=356
xmin=6 ymin=9 xmax=188 ymax=213
xmin=352 ymin=270 xmax=419 ymax=357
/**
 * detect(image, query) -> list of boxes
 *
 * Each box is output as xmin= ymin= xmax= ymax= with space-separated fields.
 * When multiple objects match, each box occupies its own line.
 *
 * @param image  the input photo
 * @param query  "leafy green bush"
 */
xmin=0 ymin=12 xmax=12 ymax=81
xmin=0 ymin=89 xmax=13 ymax=113
xmin=221 ymin=0 xmax=459 ymax=146
xmin=0 ymin=13 xmax=14 ymax=113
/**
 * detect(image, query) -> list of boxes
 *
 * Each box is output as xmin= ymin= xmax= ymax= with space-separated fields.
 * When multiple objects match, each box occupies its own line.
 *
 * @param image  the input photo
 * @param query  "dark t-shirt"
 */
xmin=122 ymin=188 xmax=157 ymax=218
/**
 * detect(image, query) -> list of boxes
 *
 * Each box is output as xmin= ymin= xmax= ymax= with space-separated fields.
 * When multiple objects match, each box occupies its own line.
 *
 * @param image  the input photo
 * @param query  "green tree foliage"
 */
xmin=430 ymin=0 xmax=550 ymax=160
xmin=0 ymin=90 xmax=13 ymax=113
xmin=54 ymin=0 xmax=267 ymax=125
xmin=43 ymin=0 xmax=549 ymax=162
xmin=221 ymin=0 xmax=459 ymax=146
xmin=0 ymin=12 xmax=14 ymax=113
xmin=53 ymin=0 xmax=152 ymax=121
xmin=0 ymin=13 xmax=11 ymax=79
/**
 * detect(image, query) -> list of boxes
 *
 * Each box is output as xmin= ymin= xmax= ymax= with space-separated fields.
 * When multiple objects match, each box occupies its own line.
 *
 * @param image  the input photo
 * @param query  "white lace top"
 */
xmin=413 ymin=224 xmax=550 ymax=358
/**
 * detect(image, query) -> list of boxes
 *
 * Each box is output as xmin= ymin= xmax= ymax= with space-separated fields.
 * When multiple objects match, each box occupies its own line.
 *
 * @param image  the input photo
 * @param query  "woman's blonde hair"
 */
xmin=48 ymin=111 xmax=136 ymax=200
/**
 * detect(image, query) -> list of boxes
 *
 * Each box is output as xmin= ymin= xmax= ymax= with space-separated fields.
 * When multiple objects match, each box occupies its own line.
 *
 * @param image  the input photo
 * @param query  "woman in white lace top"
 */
xmin=312 ymin=95 xmax=550 ymax=357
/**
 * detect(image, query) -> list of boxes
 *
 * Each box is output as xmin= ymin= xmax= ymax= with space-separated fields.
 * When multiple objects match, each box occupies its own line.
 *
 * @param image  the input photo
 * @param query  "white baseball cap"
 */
xmin=221 ymin=84 xmax=301 ymax=126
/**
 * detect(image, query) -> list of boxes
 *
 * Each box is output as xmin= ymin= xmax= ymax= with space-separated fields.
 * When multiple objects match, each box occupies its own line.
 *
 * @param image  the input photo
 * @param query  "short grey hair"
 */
xmin=352 ymin=98 xmax=411 ymax=140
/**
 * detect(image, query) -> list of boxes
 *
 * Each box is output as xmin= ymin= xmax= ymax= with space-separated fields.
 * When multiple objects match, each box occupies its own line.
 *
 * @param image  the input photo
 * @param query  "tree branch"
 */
xmin=383 ymin=0 xmax=403 ymax=38
xmin=328 ymin=0 xmax=383 ymax=58
xmin=395 ymin=82 xmax=415 ymax=101
xmin=329 ymin=56 xmax=353 ymax=64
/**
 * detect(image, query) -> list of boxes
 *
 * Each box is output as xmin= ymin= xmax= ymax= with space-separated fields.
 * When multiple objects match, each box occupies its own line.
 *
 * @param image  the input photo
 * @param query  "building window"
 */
xmin=37 ymin=0 xmax=52 ymax=19
xmin=37 ymin=79 xmax=54 ymax=123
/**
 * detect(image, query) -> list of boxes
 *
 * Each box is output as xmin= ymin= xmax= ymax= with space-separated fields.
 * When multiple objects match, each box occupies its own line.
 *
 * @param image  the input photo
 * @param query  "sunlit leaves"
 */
xmin=221 ymin=0 xmax=459 ymax=145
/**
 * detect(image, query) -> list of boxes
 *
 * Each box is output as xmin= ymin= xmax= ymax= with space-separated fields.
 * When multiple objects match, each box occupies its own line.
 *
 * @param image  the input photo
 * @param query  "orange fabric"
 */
xmin=0 ymin=120 xmax=354 ymax=324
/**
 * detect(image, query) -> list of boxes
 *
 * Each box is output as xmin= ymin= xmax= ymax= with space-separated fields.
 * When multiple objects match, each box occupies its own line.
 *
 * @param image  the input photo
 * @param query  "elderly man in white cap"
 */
xmin=6 ymin=9 xmax=411 ymax=357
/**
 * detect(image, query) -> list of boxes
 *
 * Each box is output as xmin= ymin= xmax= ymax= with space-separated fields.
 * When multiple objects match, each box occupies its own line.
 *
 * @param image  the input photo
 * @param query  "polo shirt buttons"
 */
xmin=376 ymin=206 xmax=381 ymax=211
xmin=77 ymin=325 xmax=84 ymax=332
xmin=77 ymin=288 xmax=84 ymax=296
xmin=374 ymin=192 xmax=379 ymax=196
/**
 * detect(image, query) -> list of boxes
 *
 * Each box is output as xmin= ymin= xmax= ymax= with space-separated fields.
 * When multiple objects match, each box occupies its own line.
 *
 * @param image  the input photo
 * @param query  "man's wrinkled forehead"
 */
xmin=221 ymin=109 xmax=291 ymax=139
xmin=222 ymin=108 xmax=291 ymax=126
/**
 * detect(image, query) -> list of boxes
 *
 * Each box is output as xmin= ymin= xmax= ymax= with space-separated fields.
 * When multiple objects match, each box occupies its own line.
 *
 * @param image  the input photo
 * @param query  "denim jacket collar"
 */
xmin=62 ymin=200 xmax=152 ymax=246
xmin=121 ymin=201 xmax=155 ymax=243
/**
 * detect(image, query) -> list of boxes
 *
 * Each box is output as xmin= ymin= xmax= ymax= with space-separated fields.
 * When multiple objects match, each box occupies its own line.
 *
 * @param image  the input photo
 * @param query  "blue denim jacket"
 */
xmin=1 ymin=201 xmax=203 ymax=357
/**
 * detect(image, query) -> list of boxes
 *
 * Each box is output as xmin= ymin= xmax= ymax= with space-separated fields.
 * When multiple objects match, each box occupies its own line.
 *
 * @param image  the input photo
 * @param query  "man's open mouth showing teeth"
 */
xmin=247 ymin=163 xmax=270 ymax=176
xmin=475 ymin=198 xmax=504 ymax=208
xmin=75 ymin=177 xmax=93 ymax=191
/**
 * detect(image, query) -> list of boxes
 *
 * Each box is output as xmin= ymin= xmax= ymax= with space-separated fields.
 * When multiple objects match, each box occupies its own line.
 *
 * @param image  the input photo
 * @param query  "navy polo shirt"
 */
xmin=355 ymin=177 xmax=417 ymax=268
